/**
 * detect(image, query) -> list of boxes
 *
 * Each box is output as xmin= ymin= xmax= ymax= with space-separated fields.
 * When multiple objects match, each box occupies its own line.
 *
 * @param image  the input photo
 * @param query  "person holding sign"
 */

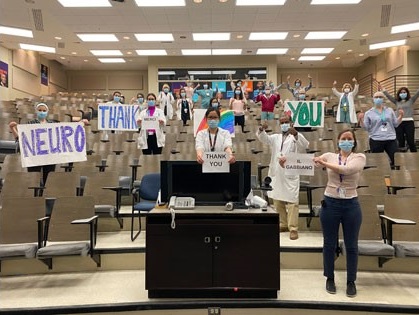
xmin=287 ymin=74 xmax=312 ymax=100
xmin=359 ymin=91 xmax=403 ymax=167
xmin=256 ymin=114 xmax=309 ymax=240
xmin=332 ymin=78 xmax=359 ymax=124
xmin=9 ymin=103 xmax=56 ymax=184
xmin=195 ymin=108 xmax=235 ymax=164
xmin=313 ymin=129 xmax=366 ymax=297
xmin=176 ymin=88 xmax=194 ymax=126
xmin=136 ymin=93 xmax=166 ymax=155
xmin=157 ymin=84 xmax=175 ymax=120
xmin=229 ymin=86 xmax=247 ymax=132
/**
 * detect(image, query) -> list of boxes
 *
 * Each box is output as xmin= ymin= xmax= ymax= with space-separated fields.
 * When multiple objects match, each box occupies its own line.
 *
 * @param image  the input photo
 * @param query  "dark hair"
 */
xmin=337 ymin=129 xmax=357 ymax=152
xmin=179 ymin=88 xmax=186 ymax=95
xmin=205 ymin=107 xmax=221 ymax=119
xmin=236 ymin=79 xmax=243 ymax=85
xmin=137 ymin=93 xmax=144 ymax=99
xmin=234 ymin=87 xmax=243 ymax=100
xmin=294 ymin=79 xmax=302 ymax=85
xmin=113 ymin=91 xmax=121 ymax=96
xmin=396 ymin=87 xmax=411 ymax=102
xmin=147 ymin=93 xmax=157 ymax=100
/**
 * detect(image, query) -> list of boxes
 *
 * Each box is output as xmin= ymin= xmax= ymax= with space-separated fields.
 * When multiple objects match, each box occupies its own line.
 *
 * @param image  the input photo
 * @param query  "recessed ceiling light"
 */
xmin=369 ymin=39 xmax=406 ymax=50
xmin=212 ymin=49 xmax=242 ymax=55
xmin=359 ymin=53 xmax=364 ymax=56
xmin=298 ymin=56 xmax=326 ymax=61
xmin=347 ymin=49 xmax=353 ymax=52
xmin=290 ymin=57 xmax=295 ymax=60
xmin=57 ymin=0 xmax=111 ymax=7
xmin=60 ymin=56 xmax=66 ymax=60
xmin=391 ymin=22 xmax=419 ymax=34
xmin=90 ymin=50 xmax=123 ymax=56
xmin=71 ymin=52 xmax=77 ymax=55
xmin=0 ymin=25 xmax=33 ymax=38
xmin=98 ymin=58 xmax=126 ymax=63
xmin=236 ymin=35 xmax=244 ymax=39
xmin=135 ymin=33 xmax=174 ymax=41
xmin=182 ymin=49 xmax=212 ymax=56
xmin=249 ymin=32 xmax=288 ymax=40
xmin=77 ymin=34 xmax=118 ymax=42
xmin=127 ymin=51 xmax=133 ymax=55
xmin=361 ymin=33 xmax=369 ymax=37
xmin=301 ymin=48 xmax=334 ymax=54
xmin=335 ymin=56 xmax=341 ymax=59
xmin=256 ymin=48 xmax=288 ymax=55
xmin=54 ymin=36 xmax=62 ymax=40
xmin=305 ymin=31 xmax=347 ymax=39
xmin=293 ymin=34 xmax=301 ymax=38
xmin=311 ymin=0 xmax=362 ymax=4
xmin=134 ymin=0 xmax=185 ymax=6
xmin=193 ymin=33 xmax=230 ymax=41
xmin=20 ymin=43 xmax=56 ymax=53
xmin=236 ymin=0 xmax=286 ymax=5
xmin=188 ymin=71 xmax=212 ymax=75
xmin=123 ymin=36 xmax=130 ymax=40
xmin=136 ymin=49 xmax=167 ymax=56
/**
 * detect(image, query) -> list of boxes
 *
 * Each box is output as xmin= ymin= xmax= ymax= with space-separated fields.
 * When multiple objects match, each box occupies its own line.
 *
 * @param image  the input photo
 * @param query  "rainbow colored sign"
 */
xmin=193 ymin=109 xmax=235 ymax=137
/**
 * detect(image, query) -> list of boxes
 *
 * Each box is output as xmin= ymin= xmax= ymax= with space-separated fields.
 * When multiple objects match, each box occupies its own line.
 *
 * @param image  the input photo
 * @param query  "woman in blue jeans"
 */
xmin=313 ymin=129 xmax=366 ymax=297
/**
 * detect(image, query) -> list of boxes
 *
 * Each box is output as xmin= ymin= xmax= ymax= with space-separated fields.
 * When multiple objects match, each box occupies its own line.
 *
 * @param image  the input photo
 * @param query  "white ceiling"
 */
xmin=0 ymin=0 xmax=418 ymax=70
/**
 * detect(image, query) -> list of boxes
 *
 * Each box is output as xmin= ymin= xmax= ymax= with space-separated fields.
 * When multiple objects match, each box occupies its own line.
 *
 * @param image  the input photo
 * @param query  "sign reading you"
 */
xmin=98 ymin=104 xmax=140 ymax=130
xmin=284 ymin=101 xmax=324 ymax=128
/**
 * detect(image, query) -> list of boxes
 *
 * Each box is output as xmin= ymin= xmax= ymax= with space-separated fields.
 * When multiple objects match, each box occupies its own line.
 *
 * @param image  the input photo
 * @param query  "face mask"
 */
xmin=163 ymin=88 xmax=169 ymax=93
xmin=344 ymin=88 xmax=350 ymax=93
xmin=265 ymin=89 xmax=271 ymax=95
xmin=237 ymin=82 xmax=242 ymax=87
xmin=212 ymin=102 xmax=219 ymax=108
xmin=207 ymin=119 xmax=219 ymax=129
xmin=180 ymin=92 xmax=186 ymax=98
xmin=203 ymin=84 xmax=208 ymax=89
xmin=400 ymin=93 xmax=407 ymax=100
xmin=298 ymin=94 xmax=305 ymax=100
xmin=235 ymin=90 xmax=241 ymax=95
xmin=281 ymin=123 xmax=290 ymax=133
xmin=373 ymin=98 xmax=383 ymax=106
xmin=187 ymin=82 xmax=192 ymax=86
xmin=138 ymin=97 xmax=144 ymax=103
xmin=113 ymin=96 xmax=121 ymax=103
xmin=295 ymin=82 xmax=301 ymax=87
xmin=147 ymin=100 xmax=156 ymax=107
xmin=338 ymin=140 xmax=354 ymax=152
xmin=37 ymin=111 xmax=48 ymax=120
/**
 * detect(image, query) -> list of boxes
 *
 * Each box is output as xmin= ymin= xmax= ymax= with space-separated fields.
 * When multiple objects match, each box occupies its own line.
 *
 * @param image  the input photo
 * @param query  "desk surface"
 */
xmin=150 ymin=206 xmax=277 ymax=216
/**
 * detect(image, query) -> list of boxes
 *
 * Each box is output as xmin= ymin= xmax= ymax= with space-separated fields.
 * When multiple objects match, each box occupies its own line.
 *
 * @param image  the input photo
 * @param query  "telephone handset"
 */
xmin=169 ymin=196 xmax=195 ymax=210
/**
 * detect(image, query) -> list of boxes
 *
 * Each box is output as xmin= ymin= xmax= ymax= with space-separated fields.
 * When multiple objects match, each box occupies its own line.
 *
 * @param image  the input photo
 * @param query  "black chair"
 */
xmin=131 ymin=173 xmax=160 ymax=241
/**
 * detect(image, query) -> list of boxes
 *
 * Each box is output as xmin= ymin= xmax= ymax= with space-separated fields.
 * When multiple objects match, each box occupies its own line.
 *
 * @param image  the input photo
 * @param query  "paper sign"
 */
xmin=284 ymin=153 xmax=315 ymax=176
xmin=98 ymin=103 xmax=140 ymax=130
xmin=17 ymin=122 xmax=87 ymax=168
xmin=202 ymin=151 xmax=230 ymax=173
xmin=284 ymin=101 xmax=324 ymax=128
xmin=141 ymin=116 xmax=159 ymax=130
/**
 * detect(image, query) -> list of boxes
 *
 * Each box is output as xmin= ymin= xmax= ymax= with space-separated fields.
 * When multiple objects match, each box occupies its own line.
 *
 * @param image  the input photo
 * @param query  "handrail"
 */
xmin=358 ymin=74 xmax=419 ymax=97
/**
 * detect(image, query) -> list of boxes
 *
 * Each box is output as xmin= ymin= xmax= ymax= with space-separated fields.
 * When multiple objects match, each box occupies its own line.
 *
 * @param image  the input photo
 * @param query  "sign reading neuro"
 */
xmin=17 ymin=122 xmax=87 ymax=168
xmin=98 ymin=104 xmax=140 ymax=130
xmin=284 ymin=101 xmax=324 ymax=128
xmin=202 ymin=151 xmax=230 ymax=173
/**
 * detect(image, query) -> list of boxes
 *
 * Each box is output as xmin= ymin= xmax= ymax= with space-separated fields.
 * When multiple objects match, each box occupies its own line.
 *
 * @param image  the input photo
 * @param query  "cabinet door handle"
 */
xmin=215 ymin=236 xmax=221 ymax=243
xmin=204 ymin=236 xmax=211 ymax=243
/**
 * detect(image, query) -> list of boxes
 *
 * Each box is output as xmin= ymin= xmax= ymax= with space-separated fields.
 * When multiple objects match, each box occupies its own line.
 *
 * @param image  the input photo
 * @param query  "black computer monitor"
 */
xmin=160 ymin=160 xmax=251 ymax=206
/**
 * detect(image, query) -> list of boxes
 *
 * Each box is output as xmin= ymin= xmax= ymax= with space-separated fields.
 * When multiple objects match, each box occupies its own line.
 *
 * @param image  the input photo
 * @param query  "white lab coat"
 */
xmin=256 ymin=130 xmax=309 ymax=203
xmin=176 ymin=98 xmax=194 ymax=121
xmin=332 ymin=84 xmax=359 ymax=124
xmin=195 ymin=127 xmax=232 ymax=152
xmin=157 ymin=92 xmax=175 ymax=120
xmin=136 ymin=108 xmax=166 ymax=150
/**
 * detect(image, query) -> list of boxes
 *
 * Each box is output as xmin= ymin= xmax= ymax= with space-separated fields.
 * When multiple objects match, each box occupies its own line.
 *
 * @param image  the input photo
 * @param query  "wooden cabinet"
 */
xmin=146 ymin=209 xmax=279 ymax=298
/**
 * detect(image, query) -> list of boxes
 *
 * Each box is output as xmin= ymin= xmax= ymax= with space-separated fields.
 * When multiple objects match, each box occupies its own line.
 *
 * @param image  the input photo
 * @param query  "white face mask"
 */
xmin=344 ymin=88 xmax=350 ymax=93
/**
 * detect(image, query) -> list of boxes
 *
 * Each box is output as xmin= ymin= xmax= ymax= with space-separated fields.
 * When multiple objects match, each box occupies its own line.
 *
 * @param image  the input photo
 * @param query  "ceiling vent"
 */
xmin=57 ymin=42 xmax=65 ymax=49
xmin=32 ymin=9 xmax=44 ymax=31
xmin=380 ymin=4 xmax=391 ymax=28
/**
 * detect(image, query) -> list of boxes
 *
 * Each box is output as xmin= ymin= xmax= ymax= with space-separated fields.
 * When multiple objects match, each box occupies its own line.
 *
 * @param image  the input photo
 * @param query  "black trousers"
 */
xmin=28 ymin=164 xmax=56 ymax=186
xmin=396 ymin=120 xmax=417 ymax=152
xmin=369 ymin=138 xmax=398 ymax=166
xmin=142 ymin=134 xmax=162 ymax=155
xmin=234 ymin=115 xmax=245 ymax=132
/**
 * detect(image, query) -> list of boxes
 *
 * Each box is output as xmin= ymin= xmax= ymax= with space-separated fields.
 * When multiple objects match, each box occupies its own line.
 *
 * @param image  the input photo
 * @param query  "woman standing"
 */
xmin=157 ymin=83 xmax=175 ymax=120
xmin=287 ymin=74 xmax=312 ymax=100
xmin=332 ymin=78 xmax=359 ymax=124
xmin=176 ymin=88 xmax=193 ymax=126
xmin=229 ymin=86 xmax=247 ymax=132
xmin=130 ymin=92 xmax=146 ymax=111
xmin=380 ymin=85 xmax=419 ymax=152
xmin=136 ymin=93 xmax=166 ymax=155
xmin=313 ymin=129 xmax=366 ymax=297
xmin=195 ymin=108 xmax=235 ymax=164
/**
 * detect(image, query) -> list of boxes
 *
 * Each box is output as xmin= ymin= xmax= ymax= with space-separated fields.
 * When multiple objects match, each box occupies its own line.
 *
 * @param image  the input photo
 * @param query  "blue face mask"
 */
xmin=181 ymin=92 xmax=186 ymax=97
xmin=281 ymin=123 xmax=290 ymax=133
xmin=147 ymin=100 xmax=156 ymax=107
xmin=203 ymin=85 xmax=208 ymax=89
xmin=37 ymin=111 xmax=48 ymax=120
xmin=399 ymin=93 xmax=407 ymax=100
xmin=237 ymin=82 xmax=242 ymax=87
xmin=373 ymin=98 xmax=383 ymax=106
xmin=113 ymin=96 xmax=121 ymax=103
xmin=212 ymin=102 xmax=219 ymax=108
xmin=338 ymin=140 xmax=354 ymax=152
xmin=207 ymin=119 xmax=219 ymax=129
xmin=295 ymin=82 xmax=301 ymax=87
xmin=163 ymin=88 xmax=169 ymax=93
xmin=298 ymin=94 xmax=305 ymax=100
xmin=138 ymin=97 xmax=144 ymax=103
xmin=235 ymin=90 xmax=241 ymax=95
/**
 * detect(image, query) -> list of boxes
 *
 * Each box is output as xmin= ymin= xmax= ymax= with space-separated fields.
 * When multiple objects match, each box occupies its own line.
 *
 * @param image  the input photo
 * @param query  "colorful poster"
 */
xmin=0 ymin=61 xmax=9 ymax=88
xmin=193 ymin=109 xmax=235 ymax=137
xmin=17 ymin=122 xmax=87 ymax=168
xmin=216 ymin=81 xmax=226 ymax=92
xmin=284 ymin=101 xmax=324 ymax=128
xmin=41 ymin=64 xmax=48 ymax=86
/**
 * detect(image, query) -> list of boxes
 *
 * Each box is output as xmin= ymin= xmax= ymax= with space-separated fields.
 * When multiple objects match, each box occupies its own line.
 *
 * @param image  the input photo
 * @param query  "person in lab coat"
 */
xmin=332 ymin=78 xmax=359 ymax=124
xmin=256 ymin=113 xmax=309 ymax=240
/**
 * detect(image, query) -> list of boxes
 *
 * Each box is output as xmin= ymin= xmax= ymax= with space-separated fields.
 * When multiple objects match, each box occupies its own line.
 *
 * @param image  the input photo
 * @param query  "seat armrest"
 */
xmin=37 ymin=216 xmax=50 ymax=248
xmin=72 ymin=215 xmax=99 ymax=249
xmin=103 ymin=186 xmax=123 ymax=212
xmin=71 ymin=215 xmax=99 ymax=224
xmin=380 ymin=214 xmax=416 ymax=245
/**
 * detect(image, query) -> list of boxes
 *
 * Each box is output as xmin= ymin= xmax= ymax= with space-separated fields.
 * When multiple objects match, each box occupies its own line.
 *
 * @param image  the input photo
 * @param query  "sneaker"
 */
xmin=280 ymin=227 xmax=289 ymax=232
xmin=290 ymin=230 xmax=299 ymax=240
xmin=346 ymin=281 xmax=357 ymax=297
xmin=326 ymin=278 xmax=336 ymax=294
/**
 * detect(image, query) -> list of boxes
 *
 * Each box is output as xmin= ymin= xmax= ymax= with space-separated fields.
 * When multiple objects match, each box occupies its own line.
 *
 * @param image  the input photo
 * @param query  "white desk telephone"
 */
xmin=169 ymin=196 xmax=195 ymax=210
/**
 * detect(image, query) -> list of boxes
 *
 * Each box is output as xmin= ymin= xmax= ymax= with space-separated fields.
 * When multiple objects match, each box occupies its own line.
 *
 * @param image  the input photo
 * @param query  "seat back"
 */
xmin=0 ymin=197 xmax=45 ymax=244
xmin=43 ymin=172 xmax=81 ymax=197
xmin=1 ymin=172 xmax=41 ymax=199
xmin=83 ymin=171 xmax=119 ymax=205
xmin=139 ymin=173 xmax=160 ymax=201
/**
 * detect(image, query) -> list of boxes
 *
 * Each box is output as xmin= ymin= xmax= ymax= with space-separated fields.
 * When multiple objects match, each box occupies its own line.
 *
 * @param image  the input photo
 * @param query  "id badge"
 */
xmin=338 ymin=187 xmax=346 ymax=198
xmin=184 ymin=108 xmax=187 ymax=113
xmin=381 ymin=126 xmax=388 ymax=132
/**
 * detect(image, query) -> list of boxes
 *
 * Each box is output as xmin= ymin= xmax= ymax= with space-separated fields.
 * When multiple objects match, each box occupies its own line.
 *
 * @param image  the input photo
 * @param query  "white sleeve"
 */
xmin=195 ymin=130 xmax=206 ymax=150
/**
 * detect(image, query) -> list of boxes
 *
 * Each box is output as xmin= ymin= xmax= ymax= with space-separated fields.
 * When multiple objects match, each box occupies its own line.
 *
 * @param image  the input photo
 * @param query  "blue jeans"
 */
xmin=261 ymin=111 xmax=274 ymax=120
xmin=320 ymin=196 xmax=362 ymax=282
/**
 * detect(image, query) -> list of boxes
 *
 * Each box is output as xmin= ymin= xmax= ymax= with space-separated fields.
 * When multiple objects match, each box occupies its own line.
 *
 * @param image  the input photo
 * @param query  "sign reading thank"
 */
xmin=284 ymin=101 xmax=324 ymax=127
xmin=202 ymin=151 xmax=230 ymax=173
xmin=17 ymin=122 xmax=87 ymax=168
xmin=98 ymin=103 xmax=140 ymax=130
